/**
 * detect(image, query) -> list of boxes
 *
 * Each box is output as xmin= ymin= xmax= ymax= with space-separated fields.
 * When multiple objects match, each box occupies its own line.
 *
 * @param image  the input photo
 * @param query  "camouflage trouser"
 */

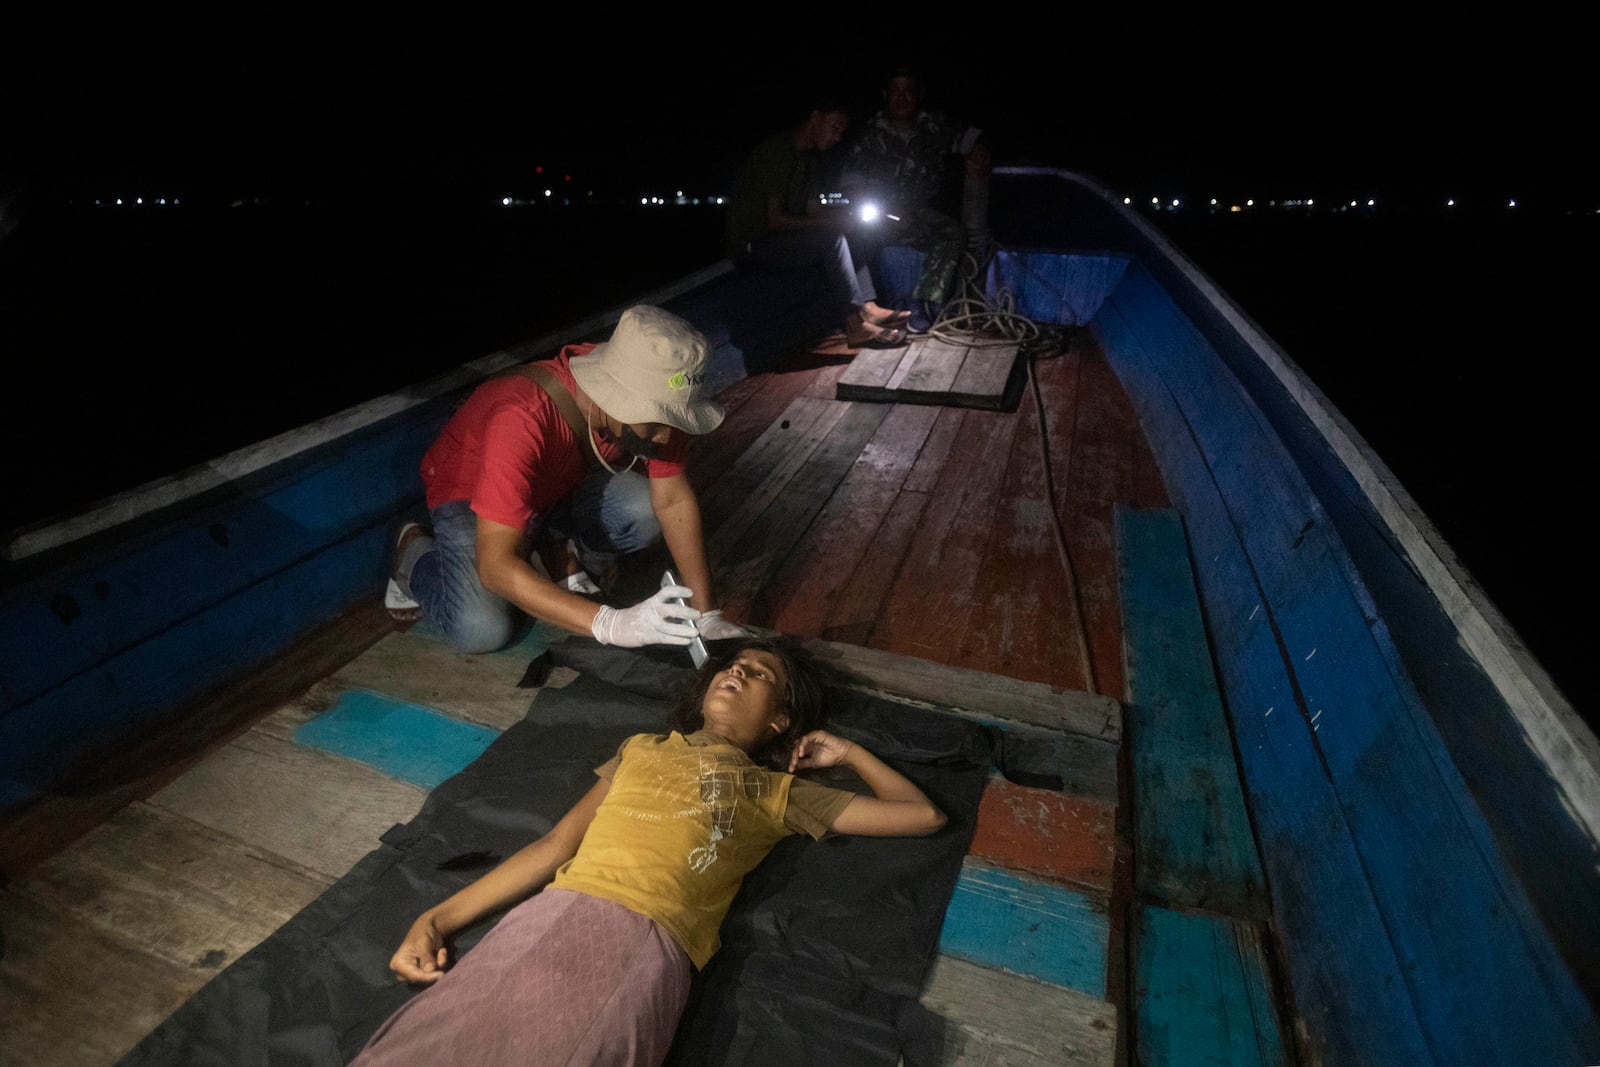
xmin=896 ymin=206 xmax=969 ymax=305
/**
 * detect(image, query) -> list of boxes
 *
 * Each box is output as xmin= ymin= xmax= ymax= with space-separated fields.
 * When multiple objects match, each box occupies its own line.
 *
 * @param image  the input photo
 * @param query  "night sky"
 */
xmin=9 ymin=21 xmax=1588 ymax=209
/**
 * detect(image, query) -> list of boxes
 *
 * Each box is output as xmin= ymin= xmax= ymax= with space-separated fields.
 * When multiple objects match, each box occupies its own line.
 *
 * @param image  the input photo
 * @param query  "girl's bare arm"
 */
xmin=389 ymin=778 xmax=609 ymax=982
xmin=788 ymin=731 xmax=946 ymax=837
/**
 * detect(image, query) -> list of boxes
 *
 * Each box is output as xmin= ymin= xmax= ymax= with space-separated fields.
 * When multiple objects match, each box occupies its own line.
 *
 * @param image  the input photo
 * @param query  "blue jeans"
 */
xmin=407 ymin=469 xmax=660 ymax=653
xmin=732 ymin=227 xmax=878 ymax=325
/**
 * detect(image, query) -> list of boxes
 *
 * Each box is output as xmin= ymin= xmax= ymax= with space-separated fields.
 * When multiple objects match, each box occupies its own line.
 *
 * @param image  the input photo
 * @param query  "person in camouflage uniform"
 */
xmin=841 ymin=67 xmax=991 ymax=327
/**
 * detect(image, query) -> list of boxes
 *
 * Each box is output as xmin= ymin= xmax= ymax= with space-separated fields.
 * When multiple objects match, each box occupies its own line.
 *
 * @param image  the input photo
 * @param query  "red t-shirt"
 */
xmin=420 ymin=344 xmax=688 ymax=532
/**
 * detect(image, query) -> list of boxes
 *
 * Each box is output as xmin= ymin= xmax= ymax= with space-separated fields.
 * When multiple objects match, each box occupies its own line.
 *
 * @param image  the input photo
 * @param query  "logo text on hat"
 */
xmin=668 ymin=371 xmax=705 ymax=391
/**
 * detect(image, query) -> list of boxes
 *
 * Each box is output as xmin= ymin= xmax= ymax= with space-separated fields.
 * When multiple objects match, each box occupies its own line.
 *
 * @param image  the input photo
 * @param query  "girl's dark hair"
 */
xmin=669 ymin=637 xmax=828 ymax=767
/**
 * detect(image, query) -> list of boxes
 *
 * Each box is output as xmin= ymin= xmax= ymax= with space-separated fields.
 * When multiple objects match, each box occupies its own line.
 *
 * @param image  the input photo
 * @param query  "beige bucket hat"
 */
xmin=569 ymin=305 xmax=725 ymax=435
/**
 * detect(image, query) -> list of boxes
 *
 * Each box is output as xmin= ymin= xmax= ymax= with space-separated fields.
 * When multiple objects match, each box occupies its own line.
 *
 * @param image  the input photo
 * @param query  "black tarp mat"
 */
xmin=116 ymin=641 xmax=994 ymax=1066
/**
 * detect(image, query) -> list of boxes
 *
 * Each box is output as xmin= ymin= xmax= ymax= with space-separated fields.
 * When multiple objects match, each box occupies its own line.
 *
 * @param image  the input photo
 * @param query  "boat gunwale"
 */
xmin=1 ymin=263 xmax=735 ymax=565
xmin=1030 ymin=165 xmax=1600 ymax=846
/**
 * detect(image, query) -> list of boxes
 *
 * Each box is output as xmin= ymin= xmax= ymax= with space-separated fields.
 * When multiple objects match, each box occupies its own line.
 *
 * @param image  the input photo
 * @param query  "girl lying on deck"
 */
xmin=350 ymin=638 xmax=947 ymax=1067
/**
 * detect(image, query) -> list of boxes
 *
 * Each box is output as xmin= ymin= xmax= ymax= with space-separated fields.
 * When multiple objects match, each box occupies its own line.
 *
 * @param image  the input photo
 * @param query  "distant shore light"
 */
xmin=1507 ymin=198 xmax=1517 ymax=208
xmin=502 ymin=197 xmax=512 ymax=206
xmin=1446 ymin=198 xmax=1455 ymax=207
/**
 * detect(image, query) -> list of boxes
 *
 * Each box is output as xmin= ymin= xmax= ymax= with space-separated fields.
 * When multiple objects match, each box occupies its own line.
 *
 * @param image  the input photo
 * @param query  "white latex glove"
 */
xmin=697 ymin=609 xmax=751 ymax=641
xmin=591 ymin=585 xmax=701 ymax=647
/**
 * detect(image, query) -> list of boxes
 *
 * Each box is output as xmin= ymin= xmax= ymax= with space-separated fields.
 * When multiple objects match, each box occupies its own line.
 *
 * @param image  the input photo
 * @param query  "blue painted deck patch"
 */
xmin=292 ymin=690 xmax=499 ymax=789
xmin=937 ymin=860 xmax=1108 ymax=997
xmin=1134 ymin=904 xmax=1287 ymax=1067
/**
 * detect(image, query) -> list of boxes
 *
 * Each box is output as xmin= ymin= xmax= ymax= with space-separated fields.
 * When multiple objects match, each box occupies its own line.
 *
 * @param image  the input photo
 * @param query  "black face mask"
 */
xmin=619 ymin=424 xmax=667 ymax=459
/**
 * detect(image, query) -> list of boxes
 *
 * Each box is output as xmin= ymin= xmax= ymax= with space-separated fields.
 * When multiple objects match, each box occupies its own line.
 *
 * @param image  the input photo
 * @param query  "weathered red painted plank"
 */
xmin=969 ymin=777 xmax=1117 ymax=895
xmin=1069 ymin=343 xmax=1157 ymax=701
xmin=753 ymin=404 xmax=942 ymax=635
xmin=819 ymin=491 xmax=931 ymax=647
xmin=959 ymin=365 xmax=1088 ymax=691
xmin=715 ymin=403 xmax=890 ymax=621
xmin=877 ymin=408 xmax=1022 ymax=671
xmin=801 ymin=359 xmax=852 ymax=398
xmin=689 ymin=367 xmax=820 ymax=497
xmin=902 ymin=407 xmax=966 ymax=495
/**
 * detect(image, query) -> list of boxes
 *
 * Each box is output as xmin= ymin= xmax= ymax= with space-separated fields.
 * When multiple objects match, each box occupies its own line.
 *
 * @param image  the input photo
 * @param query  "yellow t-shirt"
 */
xmin=549 ymin=730 xmax=857 ymax=969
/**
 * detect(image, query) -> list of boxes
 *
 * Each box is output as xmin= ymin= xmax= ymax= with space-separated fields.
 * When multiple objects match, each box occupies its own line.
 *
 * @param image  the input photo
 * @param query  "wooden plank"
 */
xmin=950 ymin=342 xmax=1021 ymax=402
xmin=2 ymin=526 xmax=392 ymax=812
xmin=321 ymin=625 xmax=553 ymax=732
xmin=937 ymin=860 xmax=1109 ymax=997
xmin=802 ymin=637 xmax=1121 ymax=743
xmin=146 ymin=730 xmax=428 ymax=881
xmin=966 ymin=777 xmax=1120 ymax=895
xmin=754 ymin=403 xmax=941 ymax=634
xmin=1118 ymin=506 xmax=1267 ymax=917
xmin=836 ymin=334 xmax=1023 ymax=411
xmin=1113 ymin=267 xmax=1600 ymax=1062
xmin=714 ymin=401 xmax=891 ymax=618
xmin=835 ymin=343 xmax=907 ymax=392
xmin=1103 ymin=265 xmax=1600 ymax=1063
xmin=7 ymin=801 xmax=330 ymax=974
xmin=918 ymin=953 xmax=1117 ymax=1067
xmin=903 ymin=405 xmax=967 ymax=494
xmin=702 ymin=395 xmax=847 ymax=555
xmin=969 ymin=776 xmax=1116 ymax=894
xmin=0 ymin=405 xmax=437 ymax=713
xmin=0 ymin=599 xmax=389 ymax=885
xmin=1098 ymin=285 xmax=1426 ymax=1066
xmin=820 ymin=489 xmax=931 ymax=647
xmin=1132 ymin=905 xmax=1288 ymax=1067
xmin=806 ymin=405 xmax=964 ymax=645
xmin=0 ymin=891 xmax=206 ymax=1067
xmin=287 ymin=689 xmax=499 ymax=789
xmin=959 ymin=360 xmax=1090 ymax=690
xmin=880 ymin=408 xmax=1021 ymax=673
xmin=891 ymin=336 xmax=967 ymax=395
xmin=687 ymin=365 xmax=819 ymax=497
xmin=1057 ymin=339 xmax=1141 ymax=704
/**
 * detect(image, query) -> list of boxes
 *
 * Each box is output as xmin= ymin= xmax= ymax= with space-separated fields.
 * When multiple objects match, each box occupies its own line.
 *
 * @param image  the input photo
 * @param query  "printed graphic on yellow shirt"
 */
xmin=687 ymin=750 xmax=770 ymax=874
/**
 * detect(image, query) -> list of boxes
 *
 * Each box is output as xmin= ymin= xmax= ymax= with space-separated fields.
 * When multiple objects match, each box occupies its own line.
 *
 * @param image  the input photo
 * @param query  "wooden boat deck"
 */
xmin=0 ymin=329 xmax=1211 ymax=1066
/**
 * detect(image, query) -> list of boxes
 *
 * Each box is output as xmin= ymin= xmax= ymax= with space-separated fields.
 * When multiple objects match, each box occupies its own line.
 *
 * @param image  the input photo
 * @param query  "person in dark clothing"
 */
xmin=724 ymin=92 xmax=910 ymax=349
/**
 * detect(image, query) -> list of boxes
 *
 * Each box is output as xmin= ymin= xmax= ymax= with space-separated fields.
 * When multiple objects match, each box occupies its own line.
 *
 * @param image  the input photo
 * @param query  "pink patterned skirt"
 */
xmin=351 ymin=888 xmax=692 ymax=1067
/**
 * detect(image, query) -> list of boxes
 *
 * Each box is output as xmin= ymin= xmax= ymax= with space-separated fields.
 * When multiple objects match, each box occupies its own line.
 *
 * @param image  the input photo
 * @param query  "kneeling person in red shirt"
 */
xmin=387 ymin=304 xmax=745 ymax=653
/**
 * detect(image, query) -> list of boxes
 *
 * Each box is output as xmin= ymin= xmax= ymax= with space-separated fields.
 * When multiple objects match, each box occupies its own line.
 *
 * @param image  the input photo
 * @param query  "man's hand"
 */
xmin=591 ymin=585 xmax=701 ymax=647
xmin=697 ymin=609 xmax=750 ymax=641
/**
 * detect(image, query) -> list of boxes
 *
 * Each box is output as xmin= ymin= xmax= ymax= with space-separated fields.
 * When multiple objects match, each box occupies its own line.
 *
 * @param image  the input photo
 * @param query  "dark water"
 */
xmin=1 ymin=196 xmax=1589 ymax=716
